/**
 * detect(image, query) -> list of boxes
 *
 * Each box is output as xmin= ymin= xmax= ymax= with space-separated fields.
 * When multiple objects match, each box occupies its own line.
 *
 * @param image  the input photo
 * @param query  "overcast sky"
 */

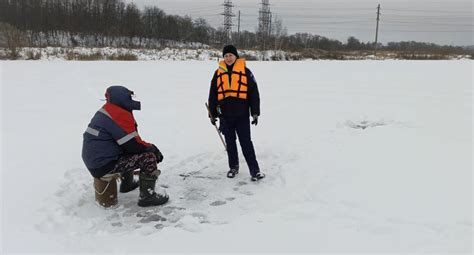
xmin=126 ymin=0 xmax=473 ymax=46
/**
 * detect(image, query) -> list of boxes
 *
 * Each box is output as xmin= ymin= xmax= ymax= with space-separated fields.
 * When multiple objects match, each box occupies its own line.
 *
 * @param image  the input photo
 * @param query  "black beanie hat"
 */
xmin=222 ymin=45 xmax=239 ymax=58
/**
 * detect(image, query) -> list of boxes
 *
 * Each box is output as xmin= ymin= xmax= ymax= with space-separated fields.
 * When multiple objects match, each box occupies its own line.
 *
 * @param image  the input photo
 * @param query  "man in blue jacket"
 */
xmin=82 ymin=86 xmax=168 ymax=207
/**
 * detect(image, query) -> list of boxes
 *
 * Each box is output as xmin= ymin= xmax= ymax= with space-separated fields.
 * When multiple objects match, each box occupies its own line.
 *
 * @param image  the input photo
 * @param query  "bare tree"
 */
xmin=0 ymin=22 xmax=25 ymax=59
xmin=271 ymin=15 xmax=287 ymax=59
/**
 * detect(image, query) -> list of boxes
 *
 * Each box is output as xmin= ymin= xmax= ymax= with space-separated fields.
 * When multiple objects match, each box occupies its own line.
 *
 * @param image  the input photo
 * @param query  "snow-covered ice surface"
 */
xmin=1 ymin=60 xmax=472 ymax=254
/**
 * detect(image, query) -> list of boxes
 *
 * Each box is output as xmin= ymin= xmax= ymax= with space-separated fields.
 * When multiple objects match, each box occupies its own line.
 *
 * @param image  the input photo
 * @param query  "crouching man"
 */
xmin=82 ymin=85 xmax=168 ymax=207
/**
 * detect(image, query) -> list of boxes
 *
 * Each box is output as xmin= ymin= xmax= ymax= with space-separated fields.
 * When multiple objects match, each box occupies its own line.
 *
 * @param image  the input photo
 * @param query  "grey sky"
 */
xmin=126 ymin=0 xmax=473 ymax=46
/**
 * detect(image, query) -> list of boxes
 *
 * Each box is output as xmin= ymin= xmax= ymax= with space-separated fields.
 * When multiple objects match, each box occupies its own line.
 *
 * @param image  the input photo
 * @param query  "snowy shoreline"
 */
xmin=1 ymin=46 xmax=471 ymax=61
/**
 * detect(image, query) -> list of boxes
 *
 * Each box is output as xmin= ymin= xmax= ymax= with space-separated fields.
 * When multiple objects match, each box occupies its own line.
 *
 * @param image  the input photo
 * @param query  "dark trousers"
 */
xmin=219 ymin=116 xmax=260 ymax=176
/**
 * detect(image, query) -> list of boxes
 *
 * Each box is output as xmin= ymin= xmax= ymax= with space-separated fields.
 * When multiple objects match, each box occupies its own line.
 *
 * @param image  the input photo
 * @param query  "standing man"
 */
xmin=82 ymin=85 xmax=169 ymax=207
xmin=208 ymin=45 xmax=265 ymax=181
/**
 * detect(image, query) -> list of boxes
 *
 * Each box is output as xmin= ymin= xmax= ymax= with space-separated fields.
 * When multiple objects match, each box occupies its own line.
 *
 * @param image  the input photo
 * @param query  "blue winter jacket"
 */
xmin=82 ymin=86 xmax=152 ymax=178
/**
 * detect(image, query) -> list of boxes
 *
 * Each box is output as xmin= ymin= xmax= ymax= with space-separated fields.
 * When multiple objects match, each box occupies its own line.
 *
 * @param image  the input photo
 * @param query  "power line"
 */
xmin=383 ymin=8 xmax=472 ymax=14
xmin=382 ymin=14 xmax=472 ymax=18
xmin=286 ymin=20 xmax=373 ymax=25
xmin=383 ymin=30 xmax=473 ymax=32
xmin=381 ymin=21 xmax=474 ymax=27
xmin=153 ymin=2 xmax=472 ymax=44
xmin=273 ymin=14 xmax=372 ymax=18
xmin=271 ymin=5 xmax=374 ymax=10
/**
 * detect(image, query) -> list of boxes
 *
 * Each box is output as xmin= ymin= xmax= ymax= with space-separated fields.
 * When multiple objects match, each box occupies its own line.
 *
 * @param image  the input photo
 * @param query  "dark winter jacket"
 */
xmin=82 ymin=86 xmax=153 ymax=178
xmin=208 ymin=59 xmax=260 ymax=118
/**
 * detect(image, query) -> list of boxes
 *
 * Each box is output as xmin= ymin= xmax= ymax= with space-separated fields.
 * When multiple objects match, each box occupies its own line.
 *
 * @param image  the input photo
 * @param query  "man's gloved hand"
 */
xmin=251 ymin=114 xmax=259 ymax=126
xmin=155 ymin=148 xmax=164 ymax=163
xmin=210 ymin=116 xmax=217 ymax=126
xmin=149 ymin=144 xmax=164 ymax=163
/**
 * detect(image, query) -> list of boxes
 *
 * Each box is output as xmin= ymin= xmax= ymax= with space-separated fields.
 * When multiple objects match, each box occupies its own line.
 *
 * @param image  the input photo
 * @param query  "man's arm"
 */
xmin=208 ymin=71 xmax=219 ymax=118
xmin=246 ymin=68 xmax=260 ymax=116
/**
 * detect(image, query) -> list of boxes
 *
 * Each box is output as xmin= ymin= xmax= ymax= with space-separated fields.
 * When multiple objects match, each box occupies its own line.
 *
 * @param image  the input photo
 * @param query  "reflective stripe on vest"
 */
xmin=216 ymin=58 xmax=248 ymax=101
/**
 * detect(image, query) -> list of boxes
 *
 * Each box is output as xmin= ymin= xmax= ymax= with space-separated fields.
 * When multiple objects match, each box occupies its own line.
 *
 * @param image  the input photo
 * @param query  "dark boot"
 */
xmin=138 ymin=172 xmax=169 ymax=207
xmin=227 ymin=167 xmax=239 ymax=178
xmin=119 ymin=170 xmax=139 ymax=193
xmin=251 ymin=172 xmax=265 ymax=182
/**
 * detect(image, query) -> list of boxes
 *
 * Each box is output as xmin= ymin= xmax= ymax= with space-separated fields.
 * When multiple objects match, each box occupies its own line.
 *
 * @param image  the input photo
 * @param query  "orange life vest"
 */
xmin=216 ymin=58 xmax=248 ymax=101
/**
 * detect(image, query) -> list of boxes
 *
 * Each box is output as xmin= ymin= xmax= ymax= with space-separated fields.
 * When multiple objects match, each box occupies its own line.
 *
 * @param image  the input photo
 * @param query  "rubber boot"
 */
xmin=119 ymin=170 xmax=139 ymax=193
xmin=137 ymin=172 xmax=169 ymax=207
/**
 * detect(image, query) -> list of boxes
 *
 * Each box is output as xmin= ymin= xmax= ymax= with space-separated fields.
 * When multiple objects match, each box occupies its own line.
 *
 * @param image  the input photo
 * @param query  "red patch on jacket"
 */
xmin=103 ymin=103 xmax=151 ymax=147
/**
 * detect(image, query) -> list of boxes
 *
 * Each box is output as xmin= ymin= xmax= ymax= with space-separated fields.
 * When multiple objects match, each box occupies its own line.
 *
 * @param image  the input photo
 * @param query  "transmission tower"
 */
xmin=258 ymin=0 xmax=272 ymax=50
xmin=221 ymin=0 xmax=235 ymax=44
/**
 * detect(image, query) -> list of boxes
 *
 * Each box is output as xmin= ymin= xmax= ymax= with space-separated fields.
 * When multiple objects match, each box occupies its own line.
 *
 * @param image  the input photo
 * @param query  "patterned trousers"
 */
xmin=109 ymin=152 xmax=160 ymax=177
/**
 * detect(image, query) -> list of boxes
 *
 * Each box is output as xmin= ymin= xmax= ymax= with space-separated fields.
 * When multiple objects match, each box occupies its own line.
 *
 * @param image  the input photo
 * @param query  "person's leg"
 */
xmin=110 ymin=152 xmax=158 ymax=177
xmin=110 ymin=152 xmax=168 ymax=206
xmin=235 ymin=116 xmax=260 ymax=177
xmin=219 ymin=117 xmax=239 ymax=170
xmin=110 ymin=152 xmax=159 ymax=193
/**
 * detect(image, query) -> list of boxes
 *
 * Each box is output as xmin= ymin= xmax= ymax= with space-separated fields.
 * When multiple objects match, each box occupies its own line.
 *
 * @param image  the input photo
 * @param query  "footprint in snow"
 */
xmin=138 ymin=214 xmax=167 ymax=223
xmin=191 ymin=212 xmax=209 ymax=223
xmin=236 ymin=181 xmax=248 ymax=186
xmin=111 ymin=222 xmax=123 ymax=227
xmin=106 ymin=213 xmax=120 ymax=221
xmin=240 ymin=190 xmax=254 ymax=196
xmin=161 ymin=206 xmax=186 ymax=216
xmin=136 ymin=210 xmax=156 ymax=218
xmin=210 ymin=200 xmax=226 ymax=206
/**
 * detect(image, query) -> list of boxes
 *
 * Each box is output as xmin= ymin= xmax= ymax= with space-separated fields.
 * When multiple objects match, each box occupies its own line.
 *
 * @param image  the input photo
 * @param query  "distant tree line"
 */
xmin=0 ymin=0 xmax=216 ymax=47
xmin=384 ymin=41 xmax=468 ymax=54
xmin=0 ymin=0 xmax=469 ymax=55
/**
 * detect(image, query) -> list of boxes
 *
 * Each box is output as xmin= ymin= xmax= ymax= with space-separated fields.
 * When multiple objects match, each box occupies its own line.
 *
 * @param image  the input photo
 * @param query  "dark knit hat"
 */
xmin=222 ymin=45 xmax=239 ymax=58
